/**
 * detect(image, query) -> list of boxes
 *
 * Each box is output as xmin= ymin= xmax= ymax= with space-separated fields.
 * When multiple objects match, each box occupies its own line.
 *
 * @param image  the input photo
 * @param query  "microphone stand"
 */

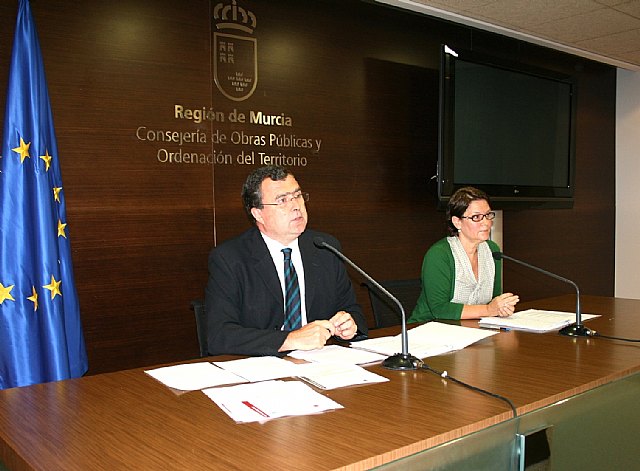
xmin=496 ymin=252 xmax=593 ymax=337
xmin=314 ymin=238 xmax=419 ymax=370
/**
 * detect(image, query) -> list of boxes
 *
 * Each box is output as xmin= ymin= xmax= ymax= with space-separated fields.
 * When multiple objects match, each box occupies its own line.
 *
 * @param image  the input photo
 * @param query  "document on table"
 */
xmin=350 ymin=321 xmax=497 ymax=359
xmin=202 ymin=380 xmax=343 ymax=423
xmin=212 ymin=356 xmax=300 ymax=382
xmin=478 ymin=309 xmax=599 ymax=333
xmin=288 ymin=344 xmax=387 ymax=365
xmin=144 ymin=362 xmax=246 ymax=391
xmin=294 ymin=362 xmax=389 ymax=390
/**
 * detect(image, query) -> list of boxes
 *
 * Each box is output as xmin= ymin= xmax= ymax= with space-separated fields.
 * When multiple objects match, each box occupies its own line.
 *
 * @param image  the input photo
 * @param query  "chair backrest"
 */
xmin=364 ymin=279 xmax=422 ymax=329
xmin=190 ymin=299 xmax=208 ymax=357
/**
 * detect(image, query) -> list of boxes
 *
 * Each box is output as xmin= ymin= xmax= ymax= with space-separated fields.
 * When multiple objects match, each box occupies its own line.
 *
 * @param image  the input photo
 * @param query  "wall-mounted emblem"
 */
xmin=213 ymin=0 xmax=257 ymax=102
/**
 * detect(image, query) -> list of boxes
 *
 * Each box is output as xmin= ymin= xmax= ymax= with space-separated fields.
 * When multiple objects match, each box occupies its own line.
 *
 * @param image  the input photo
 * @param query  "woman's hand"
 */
xmin=488 ymin=293 xmax=520 ymax=317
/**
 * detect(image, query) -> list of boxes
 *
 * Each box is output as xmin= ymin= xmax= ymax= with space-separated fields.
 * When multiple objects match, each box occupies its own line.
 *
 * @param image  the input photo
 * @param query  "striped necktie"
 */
xmin=282 ymin=248 xmax=302 ymax=331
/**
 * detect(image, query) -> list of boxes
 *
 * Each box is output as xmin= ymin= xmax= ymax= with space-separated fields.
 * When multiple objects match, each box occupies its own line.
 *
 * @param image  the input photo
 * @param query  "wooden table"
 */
xmin=1 ymin=295 xmax=639 ymax=470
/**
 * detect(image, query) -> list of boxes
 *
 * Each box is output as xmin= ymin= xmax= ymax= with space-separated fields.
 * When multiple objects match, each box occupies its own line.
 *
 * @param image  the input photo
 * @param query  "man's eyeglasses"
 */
xmin=261 ymin=191 xmax=310 ymax=207
xmin=460 ymin=211 xmax=496 ymax=222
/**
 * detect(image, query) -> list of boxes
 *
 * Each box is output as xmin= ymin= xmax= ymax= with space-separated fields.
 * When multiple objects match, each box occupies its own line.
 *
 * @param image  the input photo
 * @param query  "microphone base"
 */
xmin=559 ymin=323 xmax=595 ymax=337
xmin=382 ymin=353 xmax=419 ymax=371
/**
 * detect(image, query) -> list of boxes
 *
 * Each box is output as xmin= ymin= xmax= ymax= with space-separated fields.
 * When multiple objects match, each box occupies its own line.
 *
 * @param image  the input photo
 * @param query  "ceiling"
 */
xmin=377 ymin=0 xmax=640 ymax=71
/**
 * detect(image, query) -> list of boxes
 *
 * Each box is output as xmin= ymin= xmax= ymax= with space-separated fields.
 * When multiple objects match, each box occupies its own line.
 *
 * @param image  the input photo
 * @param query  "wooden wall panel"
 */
xmin=0 ymin=0 xmax=616 ymax=375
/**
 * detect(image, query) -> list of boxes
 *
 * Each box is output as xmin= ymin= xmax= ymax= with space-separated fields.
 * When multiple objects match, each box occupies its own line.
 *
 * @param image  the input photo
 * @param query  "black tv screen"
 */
xmin=437 ymin=45 xmax=576 ymax=209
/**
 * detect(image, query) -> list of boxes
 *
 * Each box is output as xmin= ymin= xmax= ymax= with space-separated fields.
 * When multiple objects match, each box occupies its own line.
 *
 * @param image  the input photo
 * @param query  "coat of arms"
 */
xmin=213 ymin=1 xmax=258 ymax=102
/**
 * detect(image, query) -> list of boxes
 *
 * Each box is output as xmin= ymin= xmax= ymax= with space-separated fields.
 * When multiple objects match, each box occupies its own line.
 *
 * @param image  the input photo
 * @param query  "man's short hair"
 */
xmin=241 ymin=166 xmax=293 ymax=223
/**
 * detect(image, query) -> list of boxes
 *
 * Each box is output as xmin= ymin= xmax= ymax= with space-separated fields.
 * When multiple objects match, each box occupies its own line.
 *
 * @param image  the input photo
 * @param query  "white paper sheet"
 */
xmin=288 ymin=344 xmax=387 ymax=365
xmin=202 ymin=380 xmax=343 ymax=423
xmin=144 ymin=362 xmax=246 ymax=391
xmin=212 ymin=356 xmax=300 ymax=382
xmin=295 ymin=362 xmax=389 ymax=390
xmin=479 ymin=309 xmax=599 ymax=332
xmin=350 ymin=321 xmax=497 ymax=358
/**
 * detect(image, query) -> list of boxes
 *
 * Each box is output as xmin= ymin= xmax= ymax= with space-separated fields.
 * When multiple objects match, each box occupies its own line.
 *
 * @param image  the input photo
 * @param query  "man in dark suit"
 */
xmin=205 ymin=166 xmax=367 ymax=356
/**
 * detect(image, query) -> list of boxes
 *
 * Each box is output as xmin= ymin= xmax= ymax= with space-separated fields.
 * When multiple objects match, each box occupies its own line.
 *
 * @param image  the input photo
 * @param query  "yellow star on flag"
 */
xmin=53 ymin=186 xmax=62 ymax=202
xmin=57 ymin=219 xmax=67 ymax=238
xmin=27 ymin=286 xmax=39 ymax=311
xmin=0 ymin=282 xmax=16 ymax=304
xmin=12 ymin=136 xmax=31 ymax=163
xmin=40 ymin=149 xmax=53 ymax=171
xmin=43 ymin=275 xmax=62 ymax=300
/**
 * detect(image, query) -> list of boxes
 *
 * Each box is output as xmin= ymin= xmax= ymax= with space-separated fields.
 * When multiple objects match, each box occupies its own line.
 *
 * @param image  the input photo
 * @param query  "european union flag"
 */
xmin=0 ymin=0 xmax=88 ymax=389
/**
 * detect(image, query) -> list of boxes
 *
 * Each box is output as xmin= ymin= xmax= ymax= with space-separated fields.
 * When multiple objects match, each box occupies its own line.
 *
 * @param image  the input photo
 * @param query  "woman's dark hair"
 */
xmin=446 ymin=186 xmax=490 ymax=236
xmin=241 ymin=166 xmax=292 ymax=223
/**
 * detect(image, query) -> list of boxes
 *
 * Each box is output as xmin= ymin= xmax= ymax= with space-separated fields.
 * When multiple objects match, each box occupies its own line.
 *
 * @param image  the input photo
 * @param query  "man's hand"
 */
xmin=330 ymin=311 xmax=358 ymax=340
xmin=278 ymin=320 xmax=335 ymax=352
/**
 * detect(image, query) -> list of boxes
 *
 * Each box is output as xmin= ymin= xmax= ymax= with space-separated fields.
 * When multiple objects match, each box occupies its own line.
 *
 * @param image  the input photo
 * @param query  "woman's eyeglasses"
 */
xmin=459 ymin=211 xmax=496 ymax=222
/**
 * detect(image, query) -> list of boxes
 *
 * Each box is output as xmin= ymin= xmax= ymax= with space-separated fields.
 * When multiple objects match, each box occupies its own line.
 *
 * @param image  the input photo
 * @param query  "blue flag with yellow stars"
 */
xmin=0 ymin=0 xmax=88 ymax=389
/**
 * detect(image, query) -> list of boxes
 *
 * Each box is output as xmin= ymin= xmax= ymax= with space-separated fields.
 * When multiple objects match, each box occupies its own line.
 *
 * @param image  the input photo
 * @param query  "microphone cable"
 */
xmin=416 ymin=359 xmax=518 ymax=418
xmin=590 ymin=332 xmax=640 ymax=342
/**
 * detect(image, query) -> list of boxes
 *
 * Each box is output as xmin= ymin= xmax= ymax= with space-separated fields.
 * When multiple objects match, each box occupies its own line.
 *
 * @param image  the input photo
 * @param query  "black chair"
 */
xmin=363 ymin=279 xmax=422 ymax=329
xmin=190 ymin=299 xmax=208 ymax=357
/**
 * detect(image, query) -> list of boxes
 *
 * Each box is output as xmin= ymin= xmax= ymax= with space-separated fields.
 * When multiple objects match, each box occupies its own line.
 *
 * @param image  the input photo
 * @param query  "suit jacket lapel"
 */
xmin=299 ymin=231 xmax=318 ymax=318
xmin=247 ymin=228 xmax=283 ymax=308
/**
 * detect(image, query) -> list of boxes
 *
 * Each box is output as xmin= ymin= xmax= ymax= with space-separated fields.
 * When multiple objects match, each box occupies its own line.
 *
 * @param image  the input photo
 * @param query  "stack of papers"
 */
xmin=144 ymin=323 xmax=504 ymax=423
xmin=350 ymin=321 xmax=498 ymax=359
xmin=478 ymin=309 xmax=599 ymax=332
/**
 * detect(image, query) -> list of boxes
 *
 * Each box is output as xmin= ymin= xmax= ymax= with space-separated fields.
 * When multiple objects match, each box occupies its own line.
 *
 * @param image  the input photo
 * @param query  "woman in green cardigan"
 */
xmin=410 ymin=187 xmax=519 ymax=322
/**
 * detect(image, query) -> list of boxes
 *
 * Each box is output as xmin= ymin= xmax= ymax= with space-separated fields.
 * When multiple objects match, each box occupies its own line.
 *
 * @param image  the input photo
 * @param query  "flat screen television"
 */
xmin=437 ymin=45 xmax=577 ymax=209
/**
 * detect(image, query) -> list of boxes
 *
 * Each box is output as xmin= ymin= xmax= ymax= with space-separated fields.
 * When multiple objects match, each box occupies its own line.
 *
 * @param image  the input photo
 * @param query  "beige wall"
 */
xmin=616 ymin=69 xmax=640 ymax=299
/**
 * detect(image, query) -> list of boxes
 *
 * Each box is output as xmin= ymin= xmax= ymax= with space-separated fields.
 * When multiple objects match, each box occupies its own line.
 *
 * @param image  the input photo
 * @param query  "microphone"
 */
xmin=492 ymin=251 xmax=594 ymax=337
xmin=313 ymin=236 xmax=419 ymax=370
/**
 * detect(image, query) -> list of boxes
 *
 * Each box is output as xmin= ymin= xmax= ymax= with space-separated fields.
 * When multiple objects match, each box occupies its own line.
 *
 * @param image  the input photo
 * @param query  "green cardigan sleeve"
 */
xmin=487 ymin=239 xmax=503 ymax=298
xmin=409 ymin=238 xmax=503 ymax=322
